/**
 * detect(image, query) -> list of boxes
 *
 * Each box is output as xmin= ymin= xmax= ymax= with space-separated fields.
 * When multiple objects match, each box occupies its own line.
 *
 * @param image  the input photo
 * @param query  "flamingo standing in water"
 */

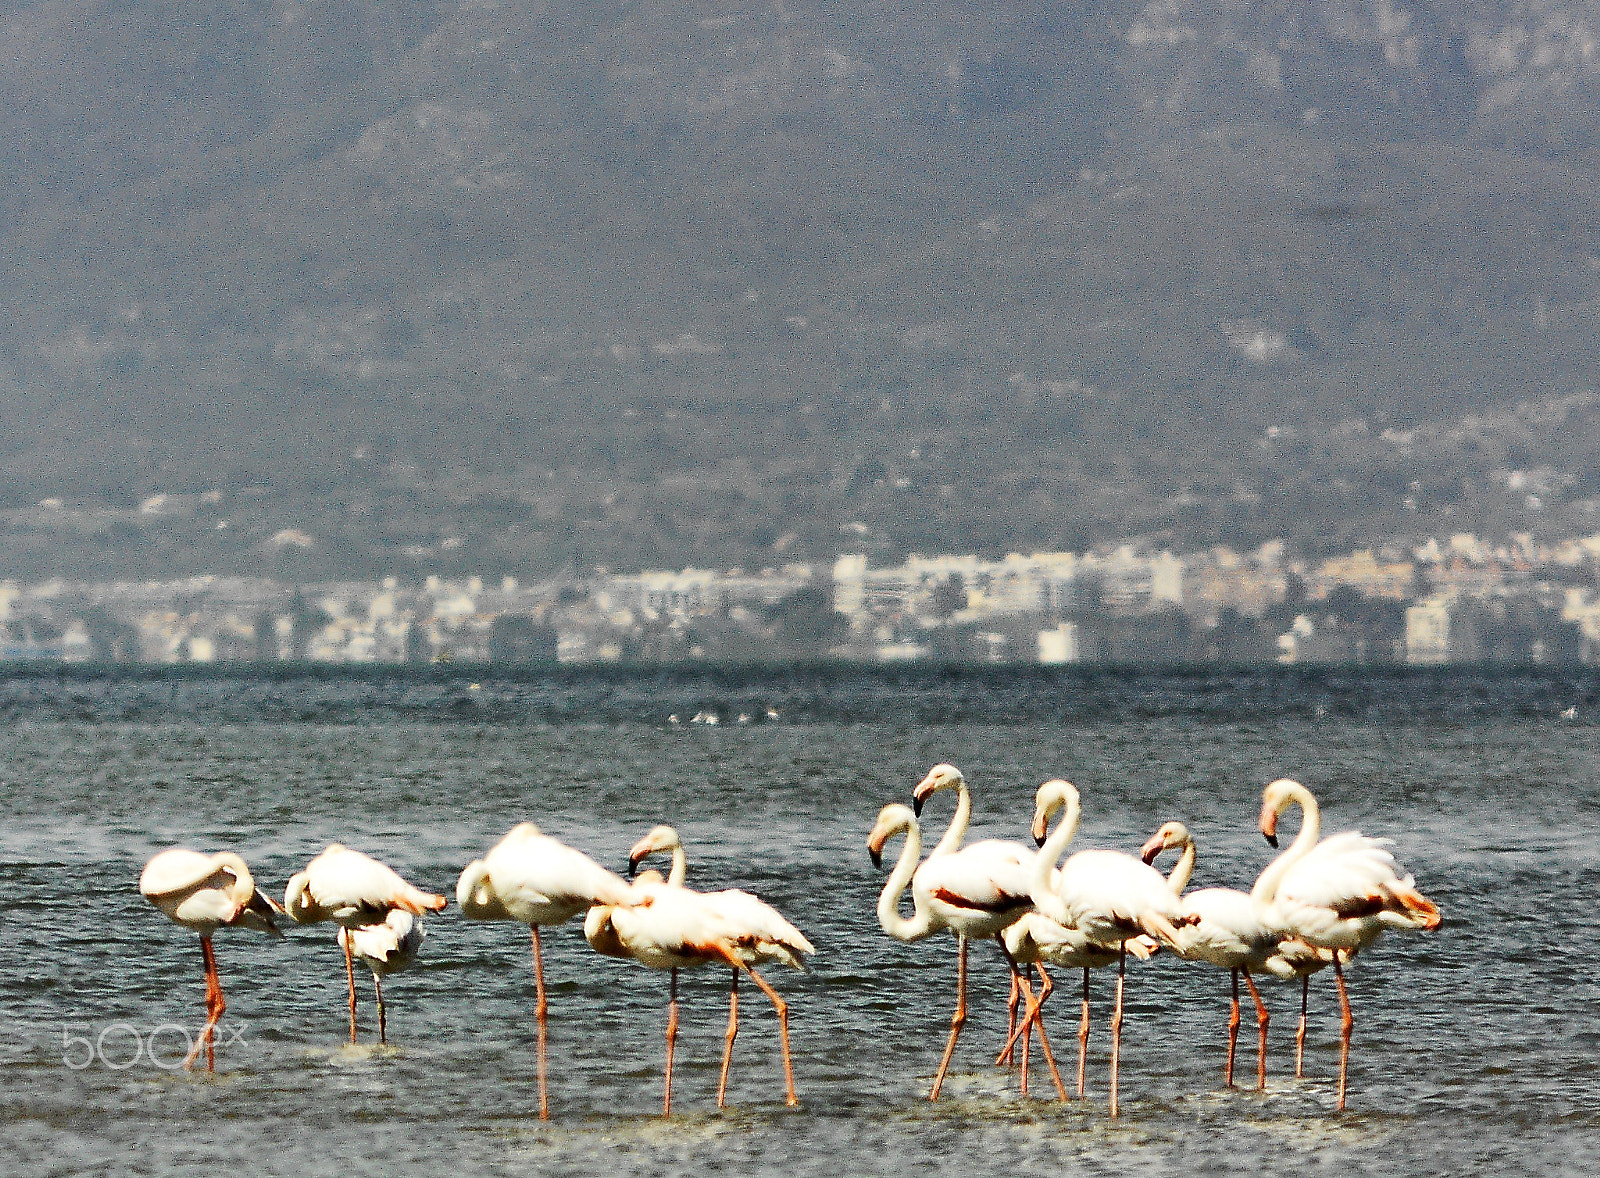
xmin=1139 ymin=820 xmax=1290 ymax=1089
xmin=1026 ymin=780 xmax=1193 ymax=1117
xmin=867 ymin=788 xmax=1038 ymax=1100
xmin=1253 ymin=778 xmax=1441 ymax=1110
xmin=140 ymin=848 xmax=285 ymax=1071
xmin=338 ymin=910 xmax=425 ymax=1045
xmin=457 ymin=823 xmax=638 ymax=1119
xmin=626 ymin=825 xmax=814 ymax=1109
xmin=284 ymin=844 xmax=447 ymax=1044
xmin=909 ymin=764 xmax=1069 ymax=1099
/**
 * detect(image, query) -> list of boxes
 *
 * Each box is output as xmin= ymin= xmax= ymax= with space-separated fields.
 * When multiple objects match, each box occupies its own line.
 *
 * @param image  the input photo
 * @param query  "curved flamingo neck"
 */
xmin=1029 ymin=785 xmax=1081 ymax=924
xmin=666 ymin=844 xmax=687 ymax=888
xmin=1165 ymin=837 xmax=1196 ymax=895
xmin=1251 ymin=782 xmax=1322 ymax=907
xmin=878 ymin=820 xmax=937 ymax=942
xmin=928 ymin=780 xmax=972 ymax=859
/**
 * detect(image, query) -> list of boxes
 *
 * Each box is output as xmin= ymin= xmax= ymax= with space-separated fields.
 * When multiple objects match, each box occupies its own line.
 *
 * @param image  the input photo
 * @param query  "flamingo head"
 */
xmin=1030 ymin=779 xmax=1078 ymax=847
xmin=1258 ymin=778 xmax=1304 ymax=848
xmin=1140 ymin=820 xmax=1191 ymax=865
xmin=912 ymin=763 xmax=964 ymax=816
xmin=867 ymin=802 xmax=916 ymax=869
xmin=628 ymin=824 xmax=680 ymax=877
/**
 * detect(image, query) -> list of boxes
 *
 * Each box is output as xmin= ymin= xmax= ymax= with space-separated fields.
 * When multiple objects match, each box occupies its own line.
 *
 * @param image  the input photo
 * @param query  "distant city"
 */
xmin=3 ymin=529 xmax=1600 ymax=667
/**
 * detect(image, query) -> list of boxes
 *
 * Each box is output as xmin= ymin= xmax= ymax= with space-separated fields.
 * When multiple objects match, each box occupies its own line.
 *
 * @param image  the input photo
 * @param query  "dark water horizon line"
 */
xmin=0 ymin=663 xmax=1594 ymax=725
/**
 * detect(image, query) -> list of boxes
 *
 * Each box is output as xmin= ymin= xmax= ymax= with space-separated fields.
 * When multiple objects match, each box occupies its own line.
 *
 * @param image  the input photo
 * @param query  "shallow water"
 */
xmin=1 ymin=670 xmax=1596 ymax=1174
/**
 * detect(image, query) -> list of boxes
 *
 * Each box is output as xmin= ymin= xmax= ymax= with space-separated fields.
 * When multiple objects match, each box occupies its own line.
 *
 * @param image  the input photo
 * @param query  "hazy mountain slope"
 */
xmin=1 ymin=0 xmax=1599 ymax=579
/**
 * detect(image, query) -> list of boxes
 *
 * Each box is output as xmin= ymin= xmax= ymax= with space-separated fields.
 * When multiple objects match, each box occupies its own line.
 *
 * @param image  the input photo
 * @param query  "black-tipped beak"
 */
xmin=869 ymin=847 xmax=883 ymax=870
xmin=912 ymin=795 xmax=924 ymax=818
xmin=1033 ymin=831 xmax=1046 ymax=848
xmin=1263 ymin=832 xmax=1279 ymax=849
xmin=627 ymin=857 xmax=639 ymax=877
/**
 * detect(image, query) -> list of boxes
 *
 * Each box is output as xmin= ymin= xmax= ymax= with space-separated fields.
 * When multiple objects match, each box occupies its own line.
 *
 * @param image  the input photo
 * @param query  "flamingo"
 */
xmin=337 ymin=910 xmax=424 ymax=1045
xmin=284 ymin=844 xmax=447 ymax=1044
xmin=139 ymin=848 xmax=285 ymax=1071
xmin=627 ymin=825 xmax=814 ymax=1109
xmin=456 ymin=823 xmax=638 ymax=1119
xmin=1026 ymin=779 xmax=1193 ymax=1116
xmin=1253 ymin=778 xmax=1441 ymax=1110
xmin=867 ymin=793 xmax=1041 ymax=1101
xmin=910 ymin=763 xmax=1068 ymax=1098
xmin=1139 ymin=820 xmax=1291 ymax=1089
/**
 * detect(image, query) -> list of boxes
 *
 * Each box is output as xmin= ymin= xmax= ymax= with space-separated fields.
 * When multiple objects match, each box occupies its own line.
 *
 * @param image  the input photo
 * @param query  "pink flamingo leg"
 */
xmin=1005 ymin=956 xmax=1068 ymax=1102
xmin=343 ymin=934 xmax=359 ymax=1045
xmin=717 ymin=968 xmax=739 ymax=1108
xmin=1108 ymin=943 xmax=1125 ymax=1118
xmin=1077 ymin=966 xmax=1090 ymax=1099
xmin=662 ymin=967 xmax=680 ymax=1116
xmin=928 ymin=936 xmax=968 ymax=1101
xmin=1296 ymin=974 xmax=1308 ymax=1078
xmin=374 ymin=974 xmax=387 ymax=1045
xmin=1334 ymin=955 xmax=1353 ymax=1111
xmin=998 ymin=966 xmax=1021 ymax=1066
xmin=747 ymin=967 xmax=799 ymax=1107
xmin=531 ymin=926 xmax=550 ymax=1120
xmin=1226 ymin=968 xmax=1240 ymax=1087
xmin=183 ymin=936 xmax=225 ymax=1072
xmin=1243 ymin=969 xmax=1269 ymax=1090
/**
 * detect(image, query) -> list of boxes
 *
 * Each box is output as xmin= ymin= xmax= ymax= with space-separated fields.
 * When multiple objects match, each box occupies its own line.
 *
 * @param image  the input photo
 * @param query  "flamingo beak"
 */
xmin=911 ymin=792 xmax=926 ymax=818
xmin=1139 ymin=834 xmax=1164 ymax=865
xmin=1031 ymin=812 xmax=1048 ymax=848
xmin=627 ymin=855 xmax=640 ymax=877
xmin=1259 ymin=804 xmax=1279 ymax=848
xmin=869 ymin=846 xmax=883 ymax=870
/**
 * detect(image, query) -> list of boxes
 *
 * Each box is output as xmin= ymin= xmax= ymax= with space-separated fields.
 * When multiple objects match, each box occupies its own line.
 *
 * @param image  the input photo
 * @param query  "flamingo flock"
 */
xmin=139 ymin=766 xmax=1437 ymax=1118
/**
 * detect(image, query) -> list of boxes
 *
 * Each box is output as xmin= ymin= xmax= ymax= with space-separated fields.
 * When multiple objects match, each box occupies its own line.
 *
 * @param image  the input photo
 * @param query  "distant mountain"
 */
xmin=2 ymin=0 xmax=1600 ymax=580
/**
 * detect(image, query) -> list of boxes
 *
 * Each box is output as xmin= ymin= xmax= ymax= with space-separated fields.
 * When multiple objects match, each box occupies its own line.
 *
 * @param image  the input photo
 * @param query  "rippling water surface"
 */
xmin=2 ymin=669 xmax=1596 ymax=1175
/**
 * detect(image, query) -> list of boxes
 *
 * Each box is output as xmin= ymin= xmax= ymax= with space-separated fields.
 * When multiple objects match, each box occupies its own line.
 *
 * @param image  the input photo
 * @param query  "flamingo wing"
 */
xmin=486 ymin=832 xmax=635 ymax=921
xmin=702 ymin=888 xmax=815 ymax=968
xmin=917 ymin=840 xmax=1035 ymax=918
xmin=1278 ymin=832 xmax=1439 ymax=930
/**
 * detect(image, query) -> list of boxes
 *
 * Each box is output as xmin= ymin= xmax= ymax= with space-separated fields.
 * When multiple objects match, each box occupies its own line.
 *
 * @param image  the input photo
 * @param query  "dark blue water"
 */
xmin=0 ymin=669 xmax=1594 ymax=1175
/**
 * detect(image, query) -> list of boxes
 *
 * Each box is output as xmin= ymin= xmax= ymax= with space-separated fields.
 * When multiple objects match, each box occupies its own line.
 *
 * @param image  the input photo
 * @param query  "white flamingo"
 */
xmin=1139 ymin=820 xmax=1290 ymax=1089
xmin=1027 ymin=780 xmax=1194 ymax=1116
xmin=867 ymin=793 xmax=1039 ymax=1102
xmin=910 ymin=763 xmax=1067 ymax=1098
xmin=338 ymin=910 xmax=425 ymax=1045
xmin=457 ymin=822 xmax=638 ymax=1119
xmin=140 ymin=848 xmax=285 ymax=1071
xmin=285 ymin=844 xmax=447 ymax=1044
xmin=627 ymin=825 xmax=814 ymax=1108
xmin=1252 ymin=778 xmax=1441 ymax=1110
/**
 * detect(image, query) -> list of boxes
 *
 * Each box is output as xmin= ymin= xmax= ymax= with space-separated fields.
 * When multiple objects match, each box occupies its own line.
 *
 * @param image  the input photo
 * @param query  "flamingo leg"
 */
xmin=183 ymin=935 xmax=225 ymax=1072
xmin=1334 ymin=955 xmax=1353 ymax=1112
xmin=343 ymin=933 xmax=359 ymax=1045
xmin=1243 ymin=969 xmax=1269 ymax=1090
xmin=1002 ymin=954 xmax=1067 ymax=1103
xmin=998 ymin=964 xmax=1021 ymax=1067
xmin=1295 ymin=974 xmax=1308 ymax=1079
xmin=1031 ymin=963 xmax=1068 ymax=1102
xmin=717 ymin=968 xmax=739 ymax=1108
xmin=531 ymin=925 xmax=549 ymax=1121
xmin=1226 ymin=968 xmax=1240 ymax=1087
xmin=747 ymin=967 xmax=799 ymax=1107
xmin=374 ymin=973 xmax=387 ymax=1045
xmin=1018 ymin=967 xmax=1030 ymax=1096
xmin=1077 ymin=966 xmax=1090 ymax=1099
xmin=928 ymin=935 xmax=968 ymax=1101
xmin=663 ymin=967 xmax=679 ymax=1117
xmin=1108 ymin=942 xmax=1125 ymax=1118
